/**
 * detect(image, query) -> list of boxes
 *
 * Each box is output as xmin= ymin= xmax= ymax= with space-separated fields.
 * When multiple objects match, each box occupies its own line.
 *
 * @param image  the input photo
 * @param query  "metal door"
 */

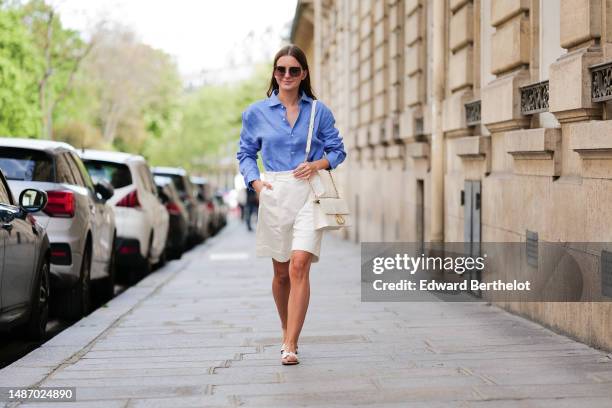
xmin=416 ymin=179 xmax=424 ymax=251
xmin=463 ymin=180 xmax=481 ymax=255
xmin=463 ymin=180 xmax=482 ymax=295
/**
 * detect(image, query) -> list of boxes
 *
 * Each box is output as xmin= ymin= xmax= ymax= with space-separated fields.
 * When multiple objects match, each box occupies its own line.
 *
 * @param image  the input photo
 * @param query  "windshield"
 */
xmin=0 ymin=148 xmax=55 ymax=182
xmin=156 ymin=173 xmax=186 ymax=194
xmin=83 ymin=160 xmax=132 ymax=189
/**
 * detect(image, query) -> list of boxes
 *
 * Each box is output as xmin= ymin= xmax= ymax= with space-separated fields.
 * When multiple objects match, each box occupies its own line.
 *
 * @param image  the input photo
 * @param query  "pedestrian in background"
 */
xmin=244 ymin=187 xmax=258 ymax=231
xmin=237 ymin=44 xmax=346 ymax=365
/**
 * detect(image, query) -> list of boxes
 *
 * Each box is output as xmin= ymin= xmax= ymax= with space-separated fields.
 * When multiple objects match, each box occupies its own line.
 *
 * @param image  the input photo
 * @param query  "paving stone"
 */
xmin=62 ymin=357 xmax=227 ymax=372
xmin=18 ymin=400 xmax=127 ymax=408
xmin=126 ymin=395 xmax=233 ymax=408
xmin=211 ymin=376 xmax=378 ymax=396
xmin=1 ymin=219 xmax=611 ymax=407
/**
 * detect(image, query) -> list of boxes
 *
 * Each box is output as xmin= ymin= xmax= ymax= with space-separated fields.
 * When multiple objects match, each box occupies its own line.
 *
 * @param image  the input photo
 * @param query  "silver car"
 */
xmin=0 ymin=170 xmax=50 ymax=340
xmin=0 ymin=138 xmax=116 ymax=321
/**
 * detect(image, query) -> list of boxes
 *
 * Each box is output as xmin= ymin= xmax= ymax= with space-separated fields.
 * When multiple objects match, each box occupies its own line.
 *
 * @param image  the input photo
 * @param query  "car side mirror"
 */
xmin=19 ymin=189 xmax=48 ymax=213
xmin=95 ymin=180 xmax=114 ymax=201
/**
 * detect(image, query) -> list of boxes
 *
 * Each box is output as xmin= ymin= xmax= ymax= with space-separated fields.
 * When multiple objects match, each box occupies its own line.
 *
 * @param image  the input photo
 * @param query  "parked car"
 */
xmin=154 ymin=176 xmax=189 ymax=259
xmin=189 ymin=176 xmax=212 ymax=239
xmin=0 ymin=170 xmax=50 ymax=340
xmin=80 ymin=150 xmax=169 ymax=284
xmin=0 ymin=138 xmax=116 ymax=321
xmin=152 ymin=167 xmax=204 ymax=245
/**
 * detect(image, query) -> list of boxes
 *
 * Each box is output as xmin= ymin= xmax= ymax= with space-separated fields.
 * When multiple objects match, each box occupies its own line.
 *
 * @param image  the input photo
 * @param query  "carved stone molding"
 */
xmin=482 ymin=69 xmax=531 ymax=132
xmin=406 ymin=142 xmax=429 ymax=159
xmin=505 ymin=128 xmax=561 ymax=177
xmin=405 ymin=142 xmax=430 ymax=174
xmin=454 ymin=135 xmax=491 ymax=177
xmin=549 ymin=48 xmax=602 ymax=123
xmin=455 ymin=135 xmax=490 ymax=162
xmin=568 ymin=120 xmax=612 ymax=179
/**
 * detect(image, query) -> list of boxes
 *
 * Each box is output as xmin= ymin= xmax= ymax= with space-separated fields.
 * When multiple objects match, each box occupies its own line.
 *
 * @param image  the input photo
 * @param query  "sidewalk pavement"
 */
xmin=2 ymin=216 xmax=612 ymax=407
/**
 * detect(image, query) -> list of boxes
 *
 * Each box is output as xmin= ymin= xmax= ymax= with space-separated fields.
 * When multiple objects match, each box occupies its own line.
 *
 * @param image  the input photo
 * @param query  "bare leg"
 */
xmin=272 ymin=259 xmax=290 ymax=343
xmin=284 ymin=250 xmax=312 ymax=355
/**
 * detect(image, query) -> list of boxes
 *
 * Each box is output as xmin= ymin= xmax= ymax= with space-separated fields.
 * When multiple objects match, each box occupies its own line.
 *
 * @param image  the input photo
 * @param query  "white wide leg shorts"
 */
xmin=255 ymin=170 xmax=323 ymax=263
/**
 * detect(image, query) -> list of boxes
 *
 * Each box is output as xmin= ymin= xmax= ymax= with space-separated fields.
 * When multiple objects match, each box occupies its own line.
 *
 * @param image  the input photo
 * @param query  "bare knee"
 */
xmin=273 ymin=260 xmax=290 ymax=285
xmin=289 ymin=254 xmax=311 ymax=281
xmin=274 ymin=270 xmax=290 ymax=285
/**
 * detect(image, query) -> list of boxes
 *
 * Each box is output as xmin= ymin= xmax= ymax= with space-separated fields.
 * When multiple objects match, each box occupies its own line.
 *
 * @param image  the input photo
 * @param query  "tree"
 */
xmin=20 ymin=0 xmax=93 ymax=140
xmin=145 ymin=63 xmax=271 ymax=172
xmin=0 ymin=7 xmax=42 ymax=136
xmin=80 ymin=24 xmax=182 ymax=150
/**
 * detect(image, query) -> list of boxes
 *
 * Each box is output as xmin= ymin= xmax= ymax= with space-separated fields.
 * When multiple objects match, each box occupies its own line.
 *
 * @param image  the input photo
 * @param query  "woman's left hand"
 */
xmin=293 ymin=161 xmax=318 ymax=179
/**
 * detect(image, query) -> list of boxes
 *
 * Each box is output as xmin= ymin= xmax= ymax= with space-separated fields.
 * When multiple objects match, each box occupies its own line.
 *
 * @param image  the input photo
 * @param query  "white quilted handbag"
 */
xmin=305 ymin=100 xmax=351 ymax=230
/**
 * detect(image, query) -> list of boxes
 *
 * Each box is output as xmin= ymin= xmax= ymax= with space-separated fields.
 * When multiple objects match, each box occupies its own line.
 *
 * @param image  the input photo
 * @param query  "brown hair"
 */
xmin=267 ymin=44 xmax=317 ymax=99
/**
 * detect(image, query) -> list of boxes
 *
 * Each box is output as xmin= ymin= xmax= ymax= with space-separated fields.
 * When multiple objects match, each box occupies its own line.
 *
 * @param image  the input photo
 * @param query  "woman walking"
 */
xmin=236 ymin=45 xmax=346 ymax=365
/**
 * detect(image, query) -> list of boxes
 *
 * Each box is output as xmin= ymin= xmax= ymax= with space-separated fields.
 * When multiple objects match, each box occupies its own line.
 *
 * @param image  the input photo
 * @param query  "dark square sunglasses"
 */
xmin=274 ymin=66 xmax=303 ymax=77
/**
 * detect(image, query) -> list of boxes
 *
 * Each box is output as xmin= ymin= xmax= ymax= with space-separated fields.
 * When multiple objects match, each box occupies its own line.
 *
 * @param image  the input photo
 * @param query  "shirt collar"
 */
xmin=267 ymin=89 xmax=312 ymax=107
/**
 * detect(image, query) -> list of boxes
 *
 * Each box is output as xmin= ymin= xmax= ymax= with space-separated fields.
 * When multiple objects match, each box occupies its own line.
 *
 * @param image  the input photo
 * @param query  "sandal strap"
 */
xmin=280 ymin=343 xmax=298 ymax=354
xmin=281 ymin=351 xmax=299 ymax=363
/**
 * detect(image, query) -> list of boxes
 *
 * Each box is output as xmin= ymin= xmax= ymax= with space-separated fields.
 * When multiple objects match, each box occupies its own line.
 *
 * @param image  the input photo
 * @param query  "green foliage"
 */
xmin=19 ymin=0 xmax=91 ymax=139
xmin=145 ymin=63 xmax=271 ymax=171
xmin=0 ymin=8 xmax=42 ymax=136
xmin=0 ymin=0 xmax=274 ymax=176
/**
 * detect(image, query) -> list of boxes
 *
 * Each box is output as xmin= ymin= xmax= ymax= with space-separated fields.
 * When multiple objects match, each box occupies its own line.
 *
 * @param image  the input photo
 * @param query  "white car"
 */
xmin=80 ymin=150 xmax=169 ymax=284
xmin=0 ymin=138 xmax=116 ymax=320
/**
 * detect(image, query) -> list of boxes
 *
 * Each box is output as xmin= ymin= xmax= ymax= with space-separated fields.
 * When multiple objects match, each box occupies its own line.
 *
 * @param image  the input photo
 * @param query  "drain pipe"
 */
xmin=431 ymin=0 xmax=445 ymax=242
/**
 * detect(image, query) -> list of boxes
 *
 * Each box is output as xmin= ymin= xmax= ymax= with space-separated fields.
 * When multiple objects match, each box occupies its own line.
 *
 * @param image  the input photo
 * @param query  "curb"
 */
xmin=0 ymin=257 xmax=190 ymax=395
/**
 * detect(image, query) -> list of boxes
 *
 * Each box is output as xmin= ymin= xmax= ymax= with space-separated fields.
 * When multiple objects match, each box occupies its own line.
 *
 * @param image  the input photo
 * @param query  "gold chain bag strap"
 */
xmin=304 ymin=100 xmax=351 ymax=230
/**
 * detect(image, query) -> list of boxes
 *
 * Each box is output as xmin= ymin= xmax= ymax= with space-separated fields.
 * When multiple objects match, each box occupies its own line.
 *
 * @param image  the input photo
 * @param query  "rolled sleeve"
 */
xmin=318 ymin=106 xmax=347 ymax=170
xmin=236 ymin=109 xmax=261 ymax=191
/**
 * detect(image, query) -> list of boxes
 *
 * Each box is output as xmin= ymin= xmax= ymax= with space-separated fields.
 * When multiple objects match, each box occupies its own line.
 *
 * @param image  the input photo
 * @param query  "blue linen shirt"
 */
xmin=236 ymin=89 xmax=347 ymax=192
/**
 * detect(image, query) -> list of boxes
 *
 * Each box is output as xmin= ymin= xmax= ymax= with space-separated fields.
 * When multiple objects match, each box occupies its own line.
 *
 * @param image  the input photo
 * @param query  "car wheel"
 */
xmin=18 ymin=259 xmax=50 ymax=341
xmin=156 ymin=246 xmax=167 ymax=269
xmin=58 ymin=245 xmax=91 ymax=321
xmin=142 ymin=233 xmax=153 ymax=276
xmin=169 ymin=249 xmax=182 ymax=260
xmin=100 ymin=235 xmax=117 ymax=301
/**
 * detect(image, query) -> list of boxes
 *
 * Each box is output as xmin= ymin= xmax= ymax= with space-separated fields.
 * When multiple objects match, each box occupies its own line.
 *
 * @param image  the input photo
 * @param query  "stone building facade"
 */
xmin=291 ymin=0 xmax=612 ymax=350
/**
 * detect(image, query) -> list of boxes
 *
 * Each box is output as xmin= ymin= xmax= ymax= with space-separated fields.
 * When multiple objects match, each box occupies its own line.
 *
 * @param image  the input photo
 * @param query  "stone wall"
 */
xmin=292 ymin=0 xmax=612 ymax=350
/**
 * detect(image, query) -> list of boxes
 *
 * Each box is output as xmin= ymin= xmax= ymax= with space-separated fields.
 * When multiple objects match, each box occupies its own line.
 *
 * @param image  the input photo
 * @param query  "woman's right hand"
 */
xmin=252 ymin=179 xmax=273 ymax=194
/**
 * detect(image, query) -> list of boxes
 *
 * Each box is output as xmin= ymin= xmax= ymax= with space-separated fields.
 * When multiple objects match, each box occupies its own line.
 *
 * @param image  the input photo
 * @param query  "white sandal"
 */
xmin=280 ymin=343 xmax=298 ymax=354
xmin=281 ymin=350 xmax=299 ymax=365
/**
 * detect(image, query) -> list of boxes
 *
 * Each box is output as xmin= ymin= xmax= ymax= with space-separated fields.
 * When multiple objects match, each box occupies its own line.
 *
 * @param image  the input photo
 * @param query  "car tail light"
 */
xmin=119 ymin=245 xmax=139 ymax=255
xmin=116 ymin=239 xmax=140 ymax=256
xmin=44 ymin=191 xmax=75 ymax=217
xmin=166 ymin=201 xmax=181 ymax=215
xmin=50 ymin=243 xmax=72 ymax=265
xmin=117 ymin=190 xmax=140 ymax=208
